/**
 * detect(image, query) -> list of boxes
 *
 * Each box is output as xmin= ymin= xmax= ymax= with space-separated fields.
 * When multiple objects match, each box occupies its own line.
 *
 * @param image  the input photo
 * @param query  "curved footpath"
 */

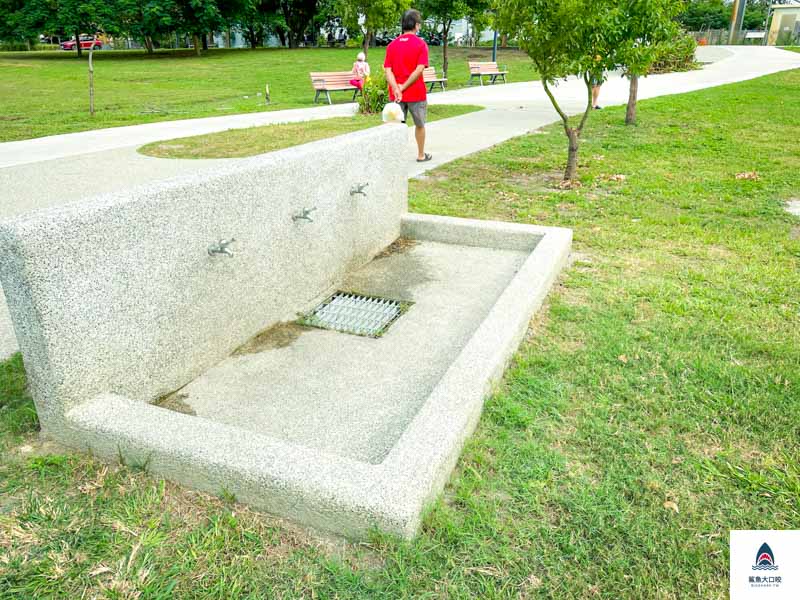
xmin=1 ymin=46 xmax=799 ymax=359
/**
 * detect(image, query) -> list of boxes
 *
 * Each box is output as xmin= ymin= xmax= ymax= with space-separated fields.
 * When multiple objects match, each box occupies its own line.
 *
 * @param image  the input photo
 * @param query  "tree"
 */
xmin=677 ymin=0 xmax=727 ymax=29
xmin=117 ymin=0 xmax=180 ymax=53
xmin=419 ymin=0 xmax=466 ymax=76
xmin=496 ymin=0 xmax=622 ymax=181
xmin=52 ymin=0 xmax=118 ymax=56
xmin=0 ymin=0 xmax=35 ymax=47
xmin=421 ymin=0 xmax=488 ymax=76
xmin=176 ymin=0 xmax=223 ymax=55
xmin=617 ymin=0 xmax=684 ymax=125
xmin=464 ymin=0 xmax=490 ymax=46
xmin=272 ymin=0 xmax=318 ymax=47
xmin=340 ymin=0 xmax=410 ymax=56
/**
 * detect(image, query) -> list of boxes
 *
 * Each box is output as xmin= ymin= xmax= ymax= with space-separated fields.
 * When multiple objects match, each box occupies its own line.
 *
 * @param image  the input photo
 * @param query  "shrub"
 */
xmin=649 ymin=33 xmax=699 ymax=74
xmin=0 ymin=42 xmax=60 ymax=51
xmin=358 ymin=71 xmax=388 ymax=115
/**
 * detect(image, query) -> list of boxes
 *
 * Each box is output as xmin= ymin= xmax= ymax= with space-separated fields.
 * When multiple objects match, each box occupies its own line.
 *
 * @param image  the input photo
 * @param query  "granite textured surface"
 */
xmin=175 ymin=240 xmax=528 ymax=464
xmin=66 ymin=215 xmax=571 ymax=539
xmin=0 ymin=124 xmax=408 ymax=439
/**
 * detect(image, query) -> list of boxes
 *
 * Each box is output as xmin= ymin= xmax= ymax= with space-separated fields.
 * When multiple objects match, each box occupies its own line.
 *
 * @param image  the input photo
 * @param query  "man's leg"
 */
xmin=408 ymin=101 xmax=429 ymax=160
xmin=414 ymin=125 xmax=426 ymax=160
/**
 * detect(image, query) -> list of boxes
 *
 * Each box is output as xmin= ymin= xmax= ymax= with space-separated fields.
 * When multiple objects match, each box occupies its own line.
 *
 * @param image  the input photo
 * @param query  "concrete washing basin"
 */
xmin=0 ymin=125 xmax=571 ymax=538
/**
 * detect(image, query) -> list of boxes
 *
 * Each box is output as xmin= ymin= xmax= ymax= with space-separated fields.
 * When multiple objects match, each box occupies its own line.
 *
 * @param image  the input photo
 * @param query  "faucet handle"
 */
xmin=208 ymin=238 xmax=236 ymax=257
xmin=350 ymin=183 xmax=369 ymax=196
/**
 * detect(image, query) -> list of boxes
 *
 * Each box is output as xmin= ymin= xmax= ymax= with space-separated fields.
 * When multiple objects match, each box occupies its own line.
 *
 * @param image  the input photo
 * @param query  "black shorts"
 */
xmin=400 ymin=101 xmax=427 ymax=127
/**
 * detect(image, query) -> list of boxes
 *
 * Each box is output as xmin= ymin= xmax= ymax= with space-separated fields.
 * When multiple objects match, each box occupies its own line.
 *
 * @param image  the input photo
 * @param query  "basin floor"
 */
xmin=176 ymin=240 xmax=528 ymax=463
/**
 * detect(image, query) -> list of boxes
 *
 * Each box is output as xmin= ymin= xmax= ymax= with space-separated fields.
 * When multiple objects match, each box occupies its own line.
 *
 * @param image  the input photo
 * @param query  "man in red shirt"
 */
xmin=384 ymin=9 xmax=432 ymax=162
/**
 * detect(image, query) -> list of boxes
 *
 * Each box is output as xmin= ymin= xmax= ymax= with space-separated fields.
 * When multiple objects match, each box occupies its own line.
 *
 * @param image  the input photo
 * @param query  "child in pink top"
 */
xmin=349 ymin=52 xmax=370 ymax=90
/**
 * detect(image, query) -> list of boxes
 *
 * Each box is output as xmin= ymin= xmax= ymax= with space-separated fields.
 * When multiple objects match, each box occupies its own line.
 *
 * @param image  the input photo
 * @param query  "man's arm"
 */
xmin=399 ymin=64 xmax=425 ymax=92
xmin=384 ymin=67 xmax=403 ymax=101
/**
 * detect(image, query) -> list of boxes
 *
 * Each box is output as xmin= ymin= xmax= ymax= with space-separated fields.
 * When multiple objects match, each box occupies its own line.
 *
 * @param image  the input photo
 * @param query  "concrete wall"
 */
xmin=0 ymin=124 xmax=408 ymax=439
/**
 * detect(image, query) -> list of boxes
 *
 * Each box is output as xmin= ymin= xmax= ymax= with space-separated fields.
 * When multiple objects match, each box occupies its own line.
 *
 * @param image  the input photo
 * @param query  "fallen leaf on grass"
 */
xmin=465 ymin=565 xmax=504 ymax=577
xmin=608 ymin=174 xmax=626 ymax=182
xmin=89 ymin=565 xmax=113 ymax=577
xmin=735 ymin=171 xmax=760 ymax=181
xmin=663 ymin=500 xmax=679 ymax=514
xmin=522 ymin=574 xmax=542 ymax=589
xmin=618 ymin=354 xmax=629 ymax=364
xmin=557 ymin=179 xmax=582 ymax=190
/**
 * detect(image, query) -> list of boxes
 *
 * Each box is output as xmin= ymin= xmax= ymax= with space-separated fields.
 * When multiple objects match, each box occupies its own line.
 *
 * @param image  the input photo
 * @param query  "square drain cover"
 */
xmin=304 ymin=292 xmax=405 ymax=337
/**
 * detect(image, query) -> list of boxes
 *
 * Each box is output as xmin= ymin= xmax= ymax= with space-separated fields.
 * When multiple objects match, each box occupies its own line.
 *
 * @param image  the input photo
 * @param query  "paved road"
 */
xmin=1 ymin=46 xmax=799 ymax=359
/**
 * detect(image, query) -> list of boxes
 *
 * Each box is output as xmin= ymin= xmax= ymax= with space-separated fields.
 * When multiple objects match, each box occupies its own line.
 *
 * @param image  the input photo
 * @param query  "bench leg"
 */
xmin=314 ymin=90 xmax=320 ymax=104
xmin=352 ymin=89 xmax=358 ymax=101
xmin=440 ymin=81 xmax=446 ymax=92
xmin=501 ymin=74 xmax=507 ymax=84
xmin=326 ymin=91 xmax=332 ymax=105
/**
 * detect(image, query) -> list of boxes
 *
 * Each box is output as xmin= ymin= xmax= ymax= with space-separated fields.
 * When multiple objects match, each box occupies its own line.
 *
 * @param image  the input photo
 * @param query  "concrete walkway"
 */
xmin=1 ymin=46 xmax=800 ymax=359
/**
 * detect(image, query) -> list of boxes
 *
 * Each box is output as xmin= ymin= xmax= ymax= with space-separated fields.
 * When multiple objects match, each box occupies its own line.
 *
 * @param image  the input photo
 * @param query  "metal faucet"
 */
xmin=207 ymin=238 xmax=236 ymax=257
xmin=292 ymin=207 xmax=317 ymax=222
xmin=350 ymin=183 xmax=369 ymax=197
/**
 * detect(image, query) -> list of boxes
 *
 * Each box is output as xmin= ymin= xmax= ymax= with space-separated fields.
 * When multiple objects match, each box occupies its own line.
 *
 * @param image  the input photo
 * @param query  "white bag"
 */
xmin=382 ymin=102 xmax=404 ymax=123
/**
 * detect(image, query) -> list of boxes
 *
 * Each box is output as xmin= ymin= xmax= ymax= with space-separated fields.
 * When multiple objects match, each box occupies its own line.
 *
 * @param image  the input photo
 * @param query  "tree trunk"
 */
xmin=626 ymin=74 xmax=639 ymax=125
xmin=192 ymin=34 xmax=201 ymax=56
xmin=202 ymin=34 xmax=209 ymax=51
xmin=245 ymin=26 xmax=257 ymax=48
xmin=144 ymin=35 xmax=154 ymax=54
xmin=442 ymin=21 xmax=450 ymax=77
xmin=362 ymin=30 xmax=373 ymax=57
xmin=501 ymin=34 xmax=508 ymax=48
xmin=276 ymin=29 xmax=286 ymax=47
xmin=564 ymin=128 xmax=579 ymax=181
xmin=75 ymin=29 xmax=82 ymax=57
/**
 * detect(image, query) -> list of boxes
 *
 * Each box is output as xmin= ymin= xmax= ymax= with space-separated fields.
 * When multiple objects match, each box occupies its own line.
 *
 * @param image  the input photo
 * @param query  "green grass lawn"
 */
xmin=2 ymin=70 xmax=799 ymax=598
xmin=0 ymin=47 xmax=536 ymax=143
xmin=138 ymin=104 xmax=482 ymax=159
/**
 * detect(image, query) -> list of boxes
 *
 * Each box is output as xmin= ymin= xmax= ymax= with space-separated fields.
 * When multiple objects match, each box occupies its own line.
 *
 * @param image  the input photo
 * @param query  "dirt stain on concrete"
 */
xmin=154 ymin=392 xmax=196 ymax=416
xmin=233 ymin=322 xmax=312 ymax=355
xmin=375 ymin=237 xmax=419 ymax=260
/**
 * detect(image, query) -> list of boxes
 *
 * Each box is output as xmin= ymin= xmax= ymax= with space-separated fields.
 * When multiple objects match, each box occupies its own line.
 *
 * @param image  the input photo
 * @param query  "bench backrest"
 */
xmin=422 ymin=67 xmax=441 ymax=82
xmin=310 ymin=71 xmax=355 ymax=89
xmin=469 ymin=61 xmax=500 ymax=74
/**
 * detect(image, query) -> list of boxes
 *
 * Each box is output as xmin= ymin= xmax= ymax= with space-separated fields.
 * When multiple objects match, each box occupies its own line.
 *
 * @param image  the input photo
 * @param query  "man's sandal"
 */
xmin=416 ymin=153 xmax=433 ymax=163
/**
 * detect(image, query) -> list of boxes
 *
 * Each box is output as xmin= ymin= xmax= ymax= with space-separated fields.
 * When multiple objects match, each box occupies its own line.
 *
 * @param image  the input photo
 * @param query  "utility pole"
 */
xmin=492 ymin=30 xmax=498 ymax=62
xmin=728 ymin=0 xmax=746 ymax=45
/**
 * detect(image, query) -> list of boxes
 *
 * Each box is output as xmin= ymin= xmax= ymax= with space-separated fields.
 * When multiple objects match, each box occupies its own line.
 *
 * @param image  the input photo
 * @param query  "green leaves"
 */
xmin=338 ymin=0 xmax=410 ymax=44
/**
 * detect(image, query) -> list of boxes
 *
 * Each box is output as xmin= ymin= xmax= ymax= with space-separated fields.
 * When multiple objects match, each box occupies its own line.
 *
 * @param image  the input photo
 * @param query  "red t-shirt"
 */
xmin=383 ymin=33 xmax=429 ymax=103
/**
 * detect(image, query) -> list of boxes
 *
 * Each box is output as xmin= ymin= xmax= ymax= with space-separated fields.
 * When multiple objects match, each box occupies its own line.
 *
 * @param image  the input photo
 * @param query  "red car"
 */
xmin=60 ymin=35 xmax=102 ymax=51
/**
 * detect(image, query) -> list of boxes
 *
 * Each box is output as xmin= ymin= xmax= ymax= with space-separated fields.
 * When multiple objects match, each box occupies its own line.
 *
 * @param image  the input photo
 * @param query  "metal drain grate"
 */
xmin=304 ymin=292 xmax=405 ymax=337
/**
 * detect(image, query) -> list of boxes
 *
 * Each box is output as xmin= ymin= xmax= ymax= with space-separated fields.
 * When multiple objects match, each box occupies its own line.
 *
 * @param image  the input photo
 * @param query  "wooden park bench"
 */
xmin=423 ymin=67 xmax=447 ymax=92
xmin=467 ymin=61 xmax=508 ymax=86
xmin=310 ymin=72 xmax=362 ymax=105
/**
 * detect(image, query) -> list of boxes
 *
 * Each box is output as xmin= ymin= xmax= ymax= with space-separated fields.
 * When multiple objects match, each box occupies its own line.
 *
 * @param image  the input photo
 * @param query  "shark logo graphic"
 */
xmin=752 ymin=542 xmax=779 ymax=571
